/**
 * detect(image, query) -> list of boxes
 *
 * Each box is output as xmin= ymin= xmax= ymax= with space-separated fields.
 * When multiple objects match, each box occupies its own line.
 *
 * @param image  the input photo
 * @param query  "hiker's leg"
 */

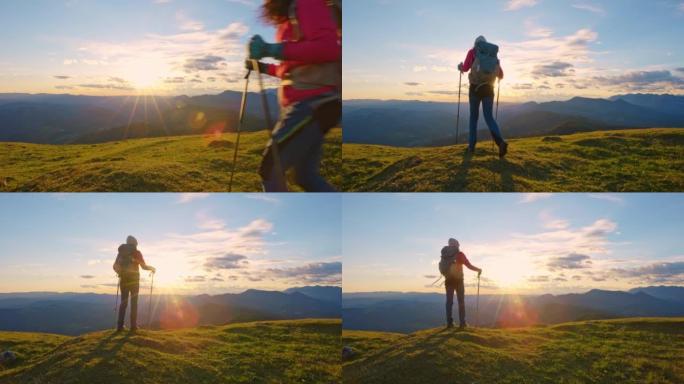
xmin=468 ymin=89 xmax=481 ymax=151
xmin=118 ymin=281 xmax=130 ymax=329
xmin=292 ymin=123 xmax=336 ymax=192
xmin=482 ymin=96 xmax=505 ymax=146
xmin=456 ymin=278 xmax=466 ymax=326
xmin=445 ymin=280 xmax=455 ymax=325
xmin=259 ymin=103 xmax=307 ymax=192
xmin=130 ymin=281 xmax=140 ymax=329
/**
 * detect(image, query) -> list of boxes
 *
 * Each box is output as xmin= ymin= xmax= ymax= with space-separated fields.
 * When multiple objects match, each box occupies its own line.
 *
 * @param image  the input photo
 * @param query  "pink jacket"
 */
xmin=264 ymin=0 xmax=341 ymax=107
xmin=461 ymin=48 xmax=504 ymax=79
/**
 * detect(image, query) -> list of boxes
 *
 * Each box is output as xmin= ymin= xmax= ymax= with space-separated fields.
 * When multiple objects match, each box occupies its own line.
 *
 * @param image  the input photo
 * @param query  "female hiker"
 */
xmin=440 ymin=238 xmax=482 ymax=329
xmin=458 ymin=35 xmax=508 ymax=158
xmin=113 ymin=236 xmax=156 ymax=332
xmin=247 ymin=0 xmax=342 ymax=192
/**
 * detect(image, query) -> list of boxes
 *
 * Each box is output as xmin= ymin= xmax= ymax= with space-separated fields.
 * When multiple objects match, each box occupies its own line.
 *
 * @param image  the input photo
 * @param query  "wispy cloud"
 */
xmin=177 ymin=193 xmax=210 ymax=204
xmin=519 ymin=193 xmax=553 ymax=204
xmin=572 ymin=3 xmax=605 ymax=14
xmin=505 ymin=0 xmax=539 ymax=11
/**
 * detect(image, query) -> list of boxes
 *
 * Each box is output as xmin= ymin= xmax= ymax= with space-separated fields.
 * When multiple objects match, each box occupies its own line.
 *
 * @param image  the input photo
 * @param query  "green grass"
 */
xmin=0 ymin=129 xmax=341 ymax=192
xmin=0 ymin=319 xmax=341 ymax=384
xmin=342 ymin=128 xmax=684 ymax=192
xmin=343 ymin=317 xmax=684 ymax=384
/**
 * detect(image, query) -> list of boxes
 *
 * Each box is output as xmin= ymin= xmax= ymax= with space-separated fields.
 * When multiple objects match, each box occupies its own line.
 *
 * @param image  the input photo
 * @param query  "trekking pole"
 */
xmin=228 ymin=69 xmax=252 ymax=192
xmin=430 ymin=275 xmax=443 ymax=287
xmin=147 ymin=271 xmax=154 ymax=329
xmin=114 ymin=276 xmax=120 ymax=329
xmin=476 ymin=273 xmax=481 ymax=327
xmin=456 ymin=71 xmax=462 ymax=145
xmin=253 ymin=59 xmax=285 ymax=190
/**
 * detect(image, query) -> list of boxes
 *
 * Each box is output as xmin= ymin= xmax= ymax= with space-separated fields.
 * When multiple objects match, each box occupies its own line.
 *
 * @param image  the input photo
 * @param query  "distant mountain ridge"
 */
xmin=0 ymin=286 xmax=341 ymax=335
xmin=343 ymin=286 xmax=684 ymax=333
xmin=343 ymin=94 xmax=684 ymax=147
xmin=0 ymin=91 xmax=278 ymax=144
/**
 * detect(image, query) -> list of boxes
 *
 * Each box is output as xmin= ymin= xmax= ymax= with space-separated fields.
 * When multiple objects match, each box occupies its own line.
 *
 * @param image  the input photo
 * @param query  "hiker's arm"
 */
xmin=245 ymin=60 xmax=278 ymax=77
xmin=498 ymin=65 xmax=504 ymax=80
xmin=283 ymin=0 xmax=341 ymax=63
xmin=462 ymin=254 xmax=481 ymax=273
xmin=459 ymin=49 xmax=475 ymax=72
xmin=137 ymin=252 xmax=156 ymax=273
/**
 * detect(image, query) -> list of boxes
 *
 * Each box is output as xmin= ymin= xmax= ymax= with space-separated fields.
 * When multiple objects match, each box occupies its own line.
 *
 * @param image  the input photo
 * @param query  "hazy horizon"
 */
xmin=344 ymin=0 xmax=684 ymax=102
xmin=343 ymin=193 xmax=684 ymax=295
xmin=0 ymin=0 xmax=277 ymax=96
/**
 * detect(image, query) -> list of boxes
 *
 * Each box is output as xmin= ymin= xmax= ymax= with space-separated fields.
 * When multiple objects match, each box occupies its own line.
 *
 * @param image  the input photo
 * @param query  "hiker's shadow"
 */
xmin=81 ymin=331 xmax=132 ymax=367
xmin=446 ymin=151 xmax=472 ymax=191
xmin=496 ymin=158 xmax=514 ymax=191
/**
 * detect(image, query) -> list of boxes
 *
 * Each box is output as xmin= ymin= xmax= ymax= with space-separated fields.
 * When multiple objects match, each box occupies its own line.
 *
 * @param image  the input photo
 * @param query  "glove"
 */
xmin=149 ymin=266 xmax=156 ymax=274
xmin=248 ymin=35 xmax=284 ymax=60
xmin=478 ymin=269 xmax=482 ymax=277
xmin=458 ymin=62 xmax=464 ymax=72
xmin=245 ymin=60 xmax=269 ymax=74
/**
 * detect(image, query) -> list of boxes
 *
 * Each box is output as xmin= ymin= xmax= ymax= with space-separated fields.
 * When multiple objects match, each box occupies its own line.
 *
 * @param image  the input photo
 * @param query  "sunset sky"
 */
xmin=0 ymin=0 xmax=269 ymax=96
xmin=0 ymin=193 xmax=341 ymax=294
xmin=344 ymin=0 xmax=684 ymax=102
xmin=343 ymin=193 xmax=684 ymax=294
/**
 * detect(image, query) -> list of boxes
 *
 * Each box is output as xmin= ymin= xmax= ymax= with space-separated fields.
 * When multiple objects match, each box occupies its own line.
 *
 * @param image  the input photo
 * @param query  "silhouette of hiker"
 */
xmin=113 ymin=236 xmax=155 ymax=332
xmin=247 ymin=0 xmax=342 ymax=192
xmin=458 ymin=35 xmax=508 ymax=158
xmin=440 ymin=238 xmax=481 ymax=329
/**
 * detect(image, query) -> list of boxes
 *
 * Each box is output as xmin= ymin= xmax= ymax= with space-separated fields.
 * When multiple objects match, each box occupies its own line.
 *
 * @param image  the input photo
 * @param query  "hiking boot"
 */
xmin=446 ymin=322 xmax=454 ymax=329
xmin=130 ymin=326 xmax=138 ymax=333
xmin=459 ymin=323 xmax=467 ymax=330
xmin=498 ymin=142 xmax=508 ymax=159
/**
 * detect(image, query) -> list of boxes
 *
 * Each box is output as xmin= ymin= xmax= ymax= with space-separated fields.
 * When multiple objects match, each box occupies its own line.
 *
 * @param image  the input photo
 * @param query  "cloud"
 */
xmin=266 ymin=262 xmax=342 ymax=285
xmin=204 ymin=253 xmax=249 ymax=270
xmin=588 ymin=194 xmax=624 ymax=204
xmin=176 ymin=11 xmax=204 ymax=32
xmin=676 ymin=67 xmax=684 ymax=73
xmin=404 ymin=82 xmax=421 ymax=86
xmin=428 ymin=90 xmax=459 ymax=96
xmin=527 ymin=275 xmax=550 ymax=282
xmin=547 ymin=253 xmax=592 ymax=270
xmin=424 ymin=275 xmax=438 ymax=279
xmin=505 ymin=0 xmax=538 ymax=11
xmin=54 ymin=75 xmax=71 ymax=80
xmin=81 ymin=284 xmax=99 ymax=289
xmin=519 ymin=193 xmax=553 ymax=203
xmin=184 ymin=275 xmax=206 ymax=283
xmin=80 ymin=275 xmax=96 ymax=279
xmin=531 ymin=62 xmax=575 ymax=78
xmin=177 ymin=193 xmax=210 ymax=204
xmin=78 ymin=83 xmax=134 ymax=91
xmin=593 ymin=70 xmax=684 ymax=91
xmin=413 ymin=66 xmax=428 ymax=72
xmin=572 ymin=3 xmax=605 ymax=14
xmin=245 ymin=195 xmax=280 ymax=204
xmin=524 ymin=18 xmax=553 ymax=38
xmin=610 ymin=262 xmax=684 ymax=283
xmin=183 ymin=55 xmax=226 ymax=72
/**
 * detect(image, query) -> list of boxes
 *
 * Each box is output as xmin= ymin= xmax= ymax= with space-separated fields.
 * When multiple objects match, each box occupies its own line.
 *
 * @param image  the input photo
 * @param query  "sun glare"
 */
xmin=482 ymin=254 xmax=537 ymax=290
xmin=121 ymin=57 xmax=171 ymax=91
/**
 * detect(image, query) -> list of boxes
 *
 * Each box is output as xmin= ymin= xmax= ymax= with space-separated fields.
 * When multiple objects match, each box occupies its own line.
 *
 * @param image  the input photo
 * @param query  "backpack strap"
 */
xmin=288 ymin=0 xmax=301 ymax=42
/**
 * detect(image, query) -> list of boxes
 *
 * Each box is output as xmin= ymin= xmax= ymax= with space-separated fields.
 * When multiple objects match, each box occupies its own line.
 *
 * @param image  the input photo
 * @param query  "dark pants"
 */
xmin=117 ymin=275 xmax=140 ymax=330
xmin=445 ymin=278 xmax=465 ymax=326
xmin=469 ymin=85 xmax=505 ymax=151
xmin=260 ymin=95 xmax=341 ymax=192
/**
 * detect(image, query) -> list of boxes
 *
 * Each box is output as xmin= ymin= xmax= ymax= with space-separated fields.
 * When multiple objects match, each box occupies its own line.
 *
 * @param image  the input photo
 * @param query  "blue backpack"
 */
xmin=469 ymin=41 xmax=500 ymax=87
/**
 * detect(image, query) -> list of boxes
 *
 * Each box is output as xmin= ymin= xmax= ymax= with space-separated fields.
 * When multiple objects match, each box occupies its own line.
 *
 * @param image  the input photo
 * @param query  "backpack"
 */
xmin=438 ymin=246 xmax=459 ymax=277
xmin=469 ymin=41 xmax=500 ymax=88
xmin=113 ymin=244 xmax=137 ymax=275
xmin=284 ymin=0 xmax=342 ymax=92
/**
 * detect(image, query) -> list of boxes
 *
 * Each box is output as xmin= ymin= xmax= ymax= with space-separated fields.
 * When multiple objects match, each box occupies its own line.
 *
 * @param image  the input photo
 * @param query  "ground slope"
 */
xmin=0 ymin=129 xmax=341 ymax=192
xmin=0 ymin=319 xmax=340 ymax=384
xmin=343 ymin=317 xmax=684 ymax=384
xmin=342 ymin=128 xmax=684 ymax=192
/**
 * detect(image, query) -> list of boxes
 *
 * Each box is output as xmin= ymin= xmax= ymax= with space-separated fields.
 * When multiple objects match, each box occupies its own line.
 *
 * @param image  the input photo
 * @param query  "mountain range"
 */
xmin=0 ymin=286 xmax=340 ymax=335
xmin=0 ymin=91 xmax=278 ymax=145
xmin=343 ymin=286 xmax=684 ymax=333
xmin=343 ymin=94 xmax=684 ymax=147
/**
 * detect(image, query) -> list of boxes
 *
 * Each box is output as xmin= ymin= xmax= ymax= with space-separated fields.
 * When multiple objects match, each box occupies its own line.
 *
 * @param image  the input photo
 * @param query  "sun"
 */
xmin=481 ymin=253 xmax=537 ymax=291
xmin=121 ymin=57 xmax=171 ymax=91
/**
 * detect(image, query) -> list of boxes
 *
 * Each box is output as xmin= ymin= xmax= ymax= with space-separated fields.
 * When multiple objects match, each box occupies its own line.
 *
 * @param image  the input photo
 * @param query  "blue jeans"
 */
xmin=260 ymin=95 xmax=339 ymax=192
xmin=469 ymin=86 xmax=505 ymax=150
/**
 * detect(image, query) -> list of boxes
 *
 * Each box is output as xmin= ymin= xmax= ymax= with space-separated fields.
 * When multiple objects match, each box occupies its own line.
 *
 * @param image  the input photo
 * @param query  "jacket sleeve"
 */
xmin=461 ymin=253 xmax=479 ymax=272
xmin=282 ymin=0 xmax=341 ymax=63
xmin=135 ymin=251 xmax=152 ymax=271
xmin=461 ymin=49 xmax=475 ymax=72
xmin=499 ymin=64 xmax=504 ymax=79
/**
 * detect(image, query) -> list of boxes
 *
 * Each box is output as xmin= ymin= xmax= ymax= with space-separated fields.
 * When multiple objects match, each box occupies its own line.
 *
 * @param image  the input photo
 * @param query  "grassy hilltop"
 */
xmin=342 ymin=128 xmax=684 ymax=192
xmin=0 ymin=129 xmax=341 ymax=192
xmin=343 ymin=317 xmax=684 ymax=384
xmin=0 ymin=319 xmax=340 ymax=384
